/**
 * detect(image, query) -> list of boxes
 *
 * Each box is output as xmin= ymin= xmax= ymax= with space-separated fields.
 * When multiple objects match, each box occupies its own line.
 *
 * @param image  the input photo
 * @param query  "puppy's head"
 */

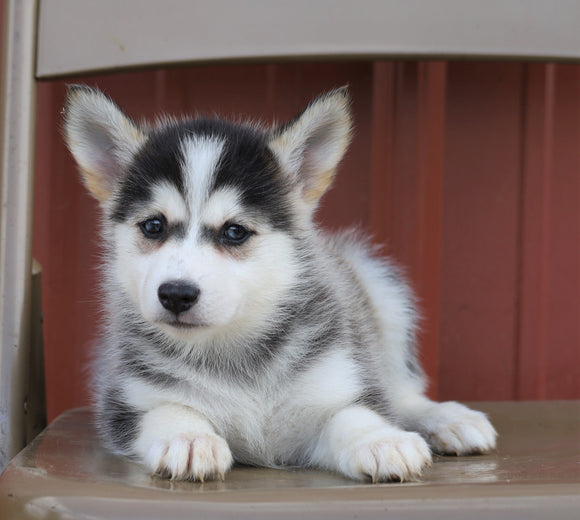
xmin=64 ymin=86 xmax=351 ymax=342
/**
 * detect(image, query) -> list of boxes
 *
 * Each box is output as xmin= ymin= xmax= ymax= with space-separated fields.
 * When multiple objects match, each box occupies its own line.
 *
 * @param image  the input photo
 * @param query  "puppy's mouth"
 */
xmin=168 ymin=321 xmax=198 ymax=329
xmin=158 ymin=318 xmax=208 ymax=329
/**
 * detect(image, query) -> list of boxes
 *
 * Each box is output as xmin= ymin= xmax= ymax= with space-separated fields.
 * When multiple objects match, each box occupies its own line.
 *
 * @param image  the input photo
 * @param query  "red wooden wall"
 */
xmin=25 ymin=61 xmax=580 ymax=421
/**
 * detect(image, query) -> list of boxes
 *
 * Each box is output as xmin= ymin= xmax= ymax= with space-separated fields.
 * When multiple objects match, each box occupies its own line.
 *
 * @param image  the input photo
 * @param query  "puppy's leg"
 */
xmin=384 ymin=337 xmax=497 ymax=455
xmin=309 ymin=405 xmax=432 ymax=482
xmin=364 ymin=267 xmax=496 ymax=456
xmin=134 ymin=403 xmax=233 ymax=481
xmin=395 ymin=395 xmax=497 ymax=456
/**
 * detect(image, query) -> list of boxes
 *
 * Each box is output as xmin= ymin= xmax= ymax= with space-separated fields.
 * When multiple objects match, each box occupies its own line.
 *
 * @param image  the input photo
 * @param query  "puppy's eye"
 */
xmin=140 ymin=216 xmax=167 ymax=239
xmin=221 ymin=223 xmax=250 ymax=245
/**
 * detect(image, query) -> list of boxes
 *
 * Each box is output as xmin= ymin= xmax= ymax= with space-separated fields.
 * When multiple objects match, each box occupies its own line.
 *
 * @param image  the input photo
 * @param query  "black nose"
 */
xmin=158 ymin=281 xmax=200 ymax=315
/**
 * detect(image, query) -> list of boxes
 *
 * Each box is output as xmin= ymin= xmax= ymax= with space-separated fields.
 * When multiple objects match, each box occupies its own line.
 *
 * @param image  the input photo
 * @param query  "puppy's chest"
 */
xmin=124 ymin=346 xmax=364 ymax=453
xmin=182 ymin=348 xmax=363 ymax=430
xmin=190 ymin=375 xmax=280 ymax=424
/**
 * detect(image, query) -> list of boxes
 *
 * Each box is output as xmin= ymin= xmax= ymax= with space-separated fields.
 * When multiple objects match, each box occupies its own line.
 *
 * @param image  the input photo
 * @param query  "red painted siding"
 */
xmin=26 ymin=62 xmax=580 ymax=421
xmin=440 ymin=63 xmax=524 ymax=400
xmin=517 ymin=64 xmax=580 ymax=399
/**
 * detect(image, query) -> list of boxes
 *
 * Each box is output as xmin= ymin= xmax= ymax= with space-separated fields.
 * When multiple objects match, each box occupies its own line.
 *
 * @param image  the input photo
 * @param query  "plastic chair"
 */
xmin=1 ymin=1 xmax=579 ymax=518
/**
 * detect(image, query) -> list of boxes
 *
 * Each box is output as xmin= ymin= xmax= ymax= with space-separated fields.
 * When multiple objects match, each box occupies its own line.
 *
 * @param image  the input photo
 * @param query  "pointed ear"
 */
xmin=63 ymin=85 xmax=147 ymax=203
xmin=268 ymin=87 xmax=352 ymax=205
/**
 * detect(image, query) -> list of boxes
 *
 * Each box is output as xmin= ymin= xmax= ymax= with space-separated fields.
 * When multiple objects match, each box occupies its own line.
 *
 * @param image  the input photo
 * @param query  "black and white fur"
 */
xmin=64 ymin=86 xmax=496 ymax=483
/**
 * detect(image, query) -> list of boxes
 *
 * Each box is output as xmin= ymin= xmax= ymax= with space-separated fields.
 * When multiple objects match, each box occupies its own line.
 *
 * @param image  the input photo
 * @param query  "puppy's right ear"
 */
xmin=63 ymin=85 xmax=146 ymax=203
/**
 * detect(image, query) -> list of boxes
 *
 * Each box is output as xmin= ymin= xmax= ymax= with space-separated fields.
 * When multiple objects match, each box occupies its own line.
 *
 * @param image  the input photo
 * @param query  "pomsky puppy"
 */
xmin=64 ymin=85 xmax=497 ymax=483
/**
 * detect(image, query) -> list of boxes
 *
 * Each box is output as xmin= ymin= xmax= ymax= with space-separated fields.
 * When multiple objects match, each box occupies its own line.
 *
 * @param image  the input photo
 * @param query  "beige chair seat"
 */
xmin=1 ymin=401 xmax=578 ymax=519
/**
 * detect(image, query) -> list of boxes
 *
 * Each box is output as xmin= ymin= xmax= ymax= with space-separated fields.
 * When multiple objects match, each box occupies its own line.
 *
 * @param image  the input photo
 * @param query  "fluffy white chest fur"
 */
xmin=64 ymin=85 xmax=497 ymax=483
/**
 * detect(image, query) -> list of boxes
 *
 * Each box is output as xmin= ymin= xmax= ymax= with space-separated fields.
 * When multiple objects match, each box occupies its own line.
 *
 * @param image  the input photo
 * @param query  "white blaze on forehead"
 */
xmin=149 ymin=182 xmax=187 ymax=222
xmin=180 ymin=135 xmax=225 ymax=220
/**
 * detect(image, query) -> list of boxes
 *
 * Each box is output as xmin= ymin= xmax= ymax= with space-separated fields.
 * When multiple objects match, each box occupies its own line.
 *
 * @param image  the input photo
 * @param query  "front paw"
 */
xmin=147 ymin=433 xmax=233 ymax=481
xmin=341 ymin=429 xmax=432 ymax=483
xmin=134 ymin=403 xmax=234 ymax=481
xmin=419 ymin=402 xmax=497 ymax=455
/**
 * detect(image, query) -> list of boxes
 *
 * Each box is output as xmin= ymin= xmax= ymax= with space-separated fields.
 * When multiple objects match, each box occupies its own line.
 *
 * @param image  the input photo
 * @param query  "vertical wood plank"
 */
xmin=440 ymin=63 xmax=523 ymax=401
xmin=517 ymin=64 xmax=554 ymax=400
xmin=413 ymin=62 xmax=447 ymax=398
xmin=385 ymin=63 xmax=419 ymax=271
xmin=369 ymin=61 xmax=447 ymax=398
xmin=546 ymin=64 xmax=580 ymax=398
xmin=369 ymin=62 xmax=395 ymax=248
xmin=537 ymin=64 xmax=555 ymax=400
xmin=519 ymin=64 xmax=580 ymax=399
xmin=34 ymin=79 xmax=98 ymax=421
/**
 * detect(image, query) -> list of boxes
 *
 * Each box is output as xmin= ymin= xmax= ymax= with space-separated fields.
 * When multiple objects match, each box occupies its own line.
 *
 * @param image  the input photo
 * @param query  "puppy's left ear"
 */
xmin=268 ymin=87 xmax=352 ymax=206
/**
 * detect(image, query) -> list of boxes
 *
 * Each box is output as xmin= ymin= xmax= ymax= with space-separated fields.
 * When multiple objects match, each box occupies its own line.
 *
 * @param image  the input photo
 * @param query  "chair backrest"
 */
xmin=37 ymin=0 xmax=580 ymax=79
xmin=2 ymin=0 xmax=580 ymax=471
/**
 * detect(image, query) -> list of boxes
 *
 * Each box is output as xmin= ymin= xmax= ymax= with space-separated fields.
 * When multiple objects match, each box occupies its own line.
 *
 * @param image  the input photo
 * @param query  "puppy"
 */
xmin=64 ymin=85 xmax=496 ymax=483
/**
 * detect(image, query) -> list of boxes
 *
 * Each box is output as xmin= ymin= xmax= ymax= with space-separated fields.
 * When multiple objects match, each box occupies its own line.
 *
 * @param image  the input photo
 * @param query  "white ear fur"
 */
xmin=63 ymin=85 xmax=146 ymax=202
xmin=268 ymin=87 xmax=352 ymax=205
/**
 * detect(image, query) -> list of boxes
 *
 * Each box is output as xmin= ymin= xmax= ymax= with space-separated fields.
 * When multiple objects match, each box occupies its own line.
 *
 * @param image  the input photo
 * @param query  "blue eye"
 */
xmin=221 ymin=223 xmax=250 ymax=245
xmin=140 ymin=216 xmax=166 ymax=239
